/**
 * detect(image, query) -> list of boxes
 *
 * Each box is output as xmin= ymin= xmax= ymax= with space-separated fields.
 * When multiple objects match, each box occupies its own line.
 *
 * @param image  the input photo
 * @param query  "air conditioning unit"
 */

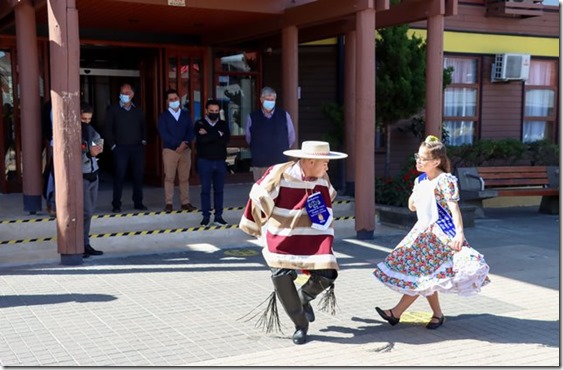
xmin=491 ymin=53 xmax=531 ymax=82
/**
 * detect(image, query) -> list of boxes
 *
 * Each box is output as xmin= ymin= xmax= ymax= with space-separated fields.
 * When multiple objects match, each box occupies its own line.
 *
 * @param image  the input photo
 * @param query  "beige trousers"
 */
xmin=162 ymin=148 xmax=191 ymax=205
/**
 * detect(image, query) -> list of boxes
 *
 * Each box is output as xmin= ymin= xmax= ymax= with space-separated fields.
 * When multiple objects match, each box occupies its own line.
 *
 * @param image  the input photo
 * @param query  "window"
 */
xmin=523 ymin=59 xmax=557 ymax=143
xmin=443 ymin=57 xmax=479 ymax=146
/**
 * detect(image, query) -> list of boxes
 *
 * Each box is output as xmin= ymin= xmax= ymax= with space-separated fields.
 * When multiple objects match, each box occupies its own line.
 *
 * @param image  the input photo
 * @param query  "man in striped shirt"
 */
xmin=239 ymin=141 xmax=347 ymax=345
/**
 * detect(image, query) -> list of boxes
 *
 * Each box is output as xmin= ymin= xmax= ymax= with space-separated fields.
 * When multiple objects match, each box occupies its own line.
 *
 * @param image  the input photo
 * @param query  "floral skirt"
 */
xmin=373 ymin=226 xmax=491 ymax=296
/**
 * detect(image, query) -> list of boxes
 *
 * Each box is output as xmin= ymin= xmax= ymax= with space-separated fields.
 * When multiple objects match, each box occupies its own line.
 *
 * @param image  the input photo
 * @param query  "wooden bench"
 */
xmin=456 ymin=166 xmax=559 ymax=216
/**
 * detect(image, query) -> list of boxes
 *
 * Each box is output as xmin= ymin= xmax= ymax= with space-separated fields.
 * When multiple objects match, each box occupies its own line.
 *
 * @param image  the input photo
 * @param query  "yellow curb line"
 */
xmin=0 ymin=215 xmax=355 ymax=245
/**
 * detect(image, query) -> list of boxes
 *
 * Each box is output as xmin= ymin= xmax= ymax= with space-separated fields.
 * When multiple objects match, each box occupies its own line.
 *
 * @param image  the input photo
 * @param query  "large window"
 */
xmin=523 ymin=59 xmax=557 ymax=143
xmin=214 ymin=50 xmax=260 ymax=174
xmin=443 ymin=57 xmax=479 ymax=146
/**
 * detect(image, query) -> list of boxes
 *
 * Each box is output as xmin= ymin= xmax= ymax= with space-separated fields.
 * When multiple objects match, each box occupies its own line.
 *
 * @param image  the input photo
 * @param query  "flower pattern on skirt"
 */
xmin=373 ymin=173 xmax=491 ymax=297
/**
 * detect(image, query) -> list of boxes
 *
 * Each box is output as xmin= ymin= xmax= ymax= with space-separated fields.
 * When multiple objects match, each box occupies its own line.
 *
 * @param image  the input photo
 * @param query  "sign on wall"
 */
xmin=168 ymin=0 xmax=185 ymax=6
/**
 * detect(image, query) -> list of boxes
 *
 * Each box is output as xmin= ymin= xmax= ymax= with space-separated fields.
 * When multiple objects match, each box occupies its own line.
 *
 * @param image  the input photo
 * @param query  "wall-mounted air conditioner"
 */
xmin=491 ymin=53 xmax=531 ymax=82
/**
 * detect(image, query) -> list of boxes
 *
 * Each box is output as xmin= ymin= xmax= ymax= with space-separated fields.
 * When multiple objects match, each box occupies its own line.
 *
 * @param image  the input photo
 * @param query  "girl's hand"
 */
xmin=450 ymin=233 xmax=464 ymax=251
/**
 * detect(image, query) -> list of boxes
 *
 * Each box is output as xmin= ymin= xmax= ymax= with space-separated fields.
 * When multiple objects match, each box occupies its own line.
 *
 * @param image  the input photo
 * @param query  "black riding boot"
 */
xmin=272 ymin=274 xmax=309 ymax=345
xmin=298 ymin=273 xmax=337 ymax=323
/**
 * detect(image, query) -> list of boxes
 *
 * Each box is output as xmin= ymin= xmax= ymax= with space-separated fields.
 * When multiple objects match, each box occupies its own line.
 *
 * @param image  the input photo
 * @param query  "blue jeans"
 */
xmin=198 ymin=158 xmax=226 ymax=218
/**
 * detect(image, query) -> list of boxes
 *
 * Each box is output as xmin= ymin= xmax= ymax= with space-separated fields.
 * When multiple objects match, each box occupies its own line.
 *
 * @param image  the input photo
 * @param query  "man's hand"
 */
xmin=176 ymin=141 xmax=189 ymax=153
xmin=198 ymin=128 xmax=207 ymax=135
xmin=90 ymin=145 xmax=103 ymax=157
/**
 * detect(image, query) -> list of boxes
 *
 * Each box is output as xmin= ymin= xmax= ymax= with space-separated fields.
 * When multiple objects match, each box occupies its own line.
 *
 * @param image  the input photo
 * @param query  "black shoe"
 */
xmin=375 ymin=307 xmax=400 ymax=326
xmin=200 ymin=217 xmax=210 ymax=226
xmin=292 ymin=327 xmax=308 ymax=345
xmin=112 ymin=206 xmax=121 ymax=213
xmin=83 ymin=252 xmax=90 ymax=258
xmin=214 ymin=216 xmax=228 ymax=226
xmin=303 ymin=303 xmax=315 ymax=323
xmin=426 ymin=315 xmax=445 ymax=330
xmin=134 ymin=204 xmax=148 ymax=211
xmin=85 ymin=245 xmax=103 ymax=256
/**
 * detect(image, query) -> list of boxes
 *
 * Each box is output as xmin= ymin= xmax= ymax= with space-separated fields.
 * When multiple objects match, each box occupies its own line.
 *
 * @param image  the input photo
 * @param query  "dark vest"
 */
xmin=249 ymin=109 xmax=289 ymax=167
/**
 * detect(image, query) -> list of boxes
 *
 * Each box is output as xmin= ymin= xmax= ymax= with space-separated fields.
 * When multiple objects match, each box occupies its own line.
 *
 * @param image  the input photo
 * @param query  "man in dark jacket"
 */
xmin=104 ymin=83 xmax=147 ymax=213
xmin=80 ymin=102 xmax=104 ymax=258
xmin=157 ymin=88 xmax=196 ymax=212
xmin=195 ymin=99 xmax=230 ymax=226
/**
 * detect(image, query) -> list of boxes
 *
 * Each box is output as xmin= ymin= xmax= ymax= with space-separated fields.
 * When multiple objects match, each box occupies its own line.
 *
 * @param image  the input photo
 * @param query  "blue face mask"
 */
xmin=262 ymin=100 xmax=275 ymax=111
xmin=169 ymin=101 xmax=180 ymax=110
xmin=120 ymin=94 xmax=131 ymax=104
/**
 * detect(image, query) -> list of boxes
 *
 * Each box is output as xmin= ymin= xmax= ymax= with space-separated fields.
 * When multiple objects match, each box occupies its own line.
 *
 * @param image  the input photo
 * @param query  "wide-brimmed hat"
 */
xmin=283 ymin=141 xmax=348 ymax=160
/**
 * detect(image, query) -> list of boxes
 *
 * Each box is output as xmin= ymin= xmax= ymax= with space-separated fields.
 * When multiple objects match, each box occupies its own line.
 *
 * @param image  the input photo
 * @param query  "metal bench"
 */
xmin=456 ymin=166 xmax=559 ymax=216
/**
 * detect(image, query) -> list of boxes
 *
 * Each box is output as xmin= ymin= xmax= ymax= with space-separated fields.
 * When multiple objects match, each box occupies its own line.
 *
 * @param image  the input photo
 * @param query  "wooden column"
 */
xmin=344 ymin=30 xmax=356 ymax=196
xmin=354 ymin=8 xmax=375 ymax=240
xmin=282 ymin=25 xmax=299 ymax=147
xmin=425 ymin=13 xmax=445 ymax=138
xmin=47 ymin=0 xmax=84 ymax=265
xmin=14 ymin=0 xmax=42 ymax=214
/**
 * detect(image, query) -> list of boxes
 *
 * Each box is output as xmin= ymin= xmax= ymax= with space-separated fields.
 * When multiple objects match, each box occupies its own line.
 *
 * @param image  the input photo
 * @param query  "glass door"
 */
xmin=0 ymin=49 xmax=22 ymax=193
xmin=166 ymin=49 xmax=204 ymax=183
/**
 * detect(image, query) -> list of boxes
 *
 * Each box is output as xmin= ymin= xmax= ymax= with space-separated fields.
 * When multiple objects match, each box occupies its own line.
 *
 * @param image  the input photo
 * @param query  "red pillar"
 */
xmin=425 ymin=14 xmax=445 ymax=138
xmin=14 ymin=0 xmax=42 ymax=214
xmin=354 ymin=8 xmax=376 ymax=239
xmin=48 ymin=0 xmax=84 ymax=265
xmin=344 ymin=30 xmax=356 ymax=196
xmin=282 ymin=25 xmax=299 ymax=147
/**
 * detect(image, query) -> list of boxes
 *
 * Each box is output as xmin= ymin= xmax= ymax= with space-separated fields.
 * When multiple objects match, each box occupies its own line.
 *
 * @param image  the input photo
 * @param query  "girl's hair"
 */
xmin=420 ymin=135 xmax=451 ymax=173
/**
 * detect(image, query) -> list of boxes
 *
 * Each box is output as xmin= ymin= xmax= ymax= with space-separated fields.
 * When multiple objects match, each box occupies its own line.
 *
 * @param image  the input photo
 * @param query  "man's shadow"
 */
xmin=0 ymin=293 xmax=117 ymax=308
xmin=306 ymin=314 xmax=558 ymax=348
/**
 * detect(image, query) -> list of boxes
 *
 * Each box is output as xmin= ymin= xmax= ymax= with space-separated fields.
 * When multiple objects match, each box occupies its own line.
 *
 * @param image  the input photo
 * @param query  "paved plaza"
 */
xmin=0 ymin=183 xmax=560 ymax=366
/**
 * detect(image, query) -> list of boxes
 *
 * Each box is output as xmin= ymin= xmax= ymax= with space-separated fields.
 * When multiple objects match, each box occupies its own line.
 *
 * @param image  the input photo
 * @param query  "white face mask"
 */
xmin=120 ymin=94 xmax=131 ymax=104
xmin=262 ymin=100 xmax=275 ymax=111
xmin=169 ymin=101 xmax=180 ymax=110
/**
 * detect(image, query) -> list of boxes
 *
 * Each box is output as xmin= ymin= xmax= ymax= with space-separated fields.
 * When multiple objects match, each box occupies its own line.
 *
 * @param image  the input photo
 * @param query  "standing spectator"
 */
xmin=157 ymin=88 xmax=197 ymax=213
xmin=104 ymin=83 xmax=148 ymax=213
xmin=80 ymin=102 xmax=104 ymax=258
xmin=239 ymin=141 xmax=348 ymax=345
xmin=41 ymin=100 xmax=56 ymax=217
xmin=245 ymin=86 xmax=296 ymax=182
xmin=195 ymin=99 xmax=230 ymax=226
xmin=373 ymin=135 xmax=490 ymax=329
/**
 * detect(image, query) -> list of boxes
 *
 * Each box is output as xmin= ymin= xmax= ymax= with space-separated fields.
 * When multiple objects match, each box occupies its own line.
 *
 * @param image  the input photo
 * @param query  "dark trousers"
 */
xmin=83 ymin=177 xmax=99 ymax=247
xmin=197 ymin=158 xmax=226 ymax=218
xmin=112 ymin=144 xmax=145 ymax=208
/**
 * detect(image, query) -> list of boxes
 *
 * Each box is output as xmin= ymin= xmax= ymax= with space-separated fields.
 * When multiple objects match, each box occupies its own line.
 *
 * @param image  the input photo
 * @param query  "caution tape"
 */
xmin=0 ymin=215 xmax=355 ymax=246
xmin=0 ymin=200 xmax=353 ymax=224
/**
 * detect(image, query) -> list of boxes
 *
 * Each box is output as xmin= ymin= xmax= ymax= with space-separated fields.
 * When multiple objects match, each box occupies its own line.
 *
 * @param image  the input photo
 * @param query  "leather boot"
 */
xmin=298 ymin=274 xmax=337 ymax=323
xmin=272 ymin=274 xmax=309 ymax=345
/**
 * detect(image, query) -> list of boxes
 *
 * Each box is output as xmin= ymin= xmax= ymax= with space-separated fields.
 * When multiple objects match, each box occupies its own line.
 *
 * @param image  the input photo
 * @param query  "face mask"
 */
xmin=262 ymin=100 xmax=275 ymax=111
xmin=120 ymin=94 xmax=131 ymax=104
xmin=207 ymin=112 xmax=219 ymax=121
xmin=169 ymin=101 xmax=180 ymax=110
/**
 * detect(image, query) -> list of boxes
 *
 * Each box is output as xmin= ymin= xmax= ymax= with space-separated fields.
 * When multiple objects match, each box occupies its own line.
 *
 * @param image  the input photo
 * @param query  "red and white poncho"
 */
xmin=239 ymin=161 xmax=339 ymax=270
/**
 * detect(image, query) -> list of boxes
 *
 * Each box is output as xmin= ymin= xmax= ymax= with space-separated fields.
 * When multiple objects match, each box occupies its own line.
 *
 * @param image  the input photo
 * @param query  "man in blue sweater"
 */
xmin=157 ymin=88 xmax=196 ymax=212
xmin=245 ymin=86 xmax=296 ymax=182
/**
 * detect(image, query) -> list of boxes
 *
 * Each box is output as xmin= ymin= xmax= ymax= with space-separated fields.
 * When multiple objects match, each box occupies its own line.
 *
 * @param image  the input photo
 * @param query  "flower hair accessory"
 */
xmin=425 ymin=135 xmax=439 ymax=143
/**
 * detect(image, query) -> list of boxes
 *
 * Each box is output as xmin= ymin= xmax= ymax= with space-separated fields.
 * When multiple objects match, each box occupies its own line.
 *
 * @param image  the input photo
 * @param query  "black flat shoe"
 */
xmin=426 ymin=315 xmax=445 ymax=329
xmin=375 ymin=306 xmax=400 ymax=326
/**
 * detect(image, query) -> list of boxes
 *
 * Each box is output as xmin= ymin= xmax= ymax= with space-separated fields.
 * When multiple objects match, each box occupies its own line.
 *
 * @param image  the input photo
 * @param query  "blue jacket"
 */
xmin=157 ymin=109 xmax=194 ymax=150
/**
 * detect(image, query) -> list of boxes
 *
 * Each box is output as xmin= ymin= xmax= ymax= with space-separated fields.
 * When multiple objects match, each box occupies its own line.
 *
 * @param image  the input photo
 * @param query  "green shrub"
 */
xmin=375 ymin=157 xmax=419 ymax=207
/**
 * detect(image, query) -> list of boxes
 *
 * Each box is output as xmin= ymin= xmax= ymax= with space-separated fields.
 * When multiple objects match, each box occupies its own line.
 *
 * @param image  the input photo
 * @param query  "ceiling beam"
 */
xmin=375 ymin=0 xmax=445 ymax=29
xmin=110 ymin=0 xmax=296 ymax=14
xmin=282 ymin=0 xmax=372 ymax=27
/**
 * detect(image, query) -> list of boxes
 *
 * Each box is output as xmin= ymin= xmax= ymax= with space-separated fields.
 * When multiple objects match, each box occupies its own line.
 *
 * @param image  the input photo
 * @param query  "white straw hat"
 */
xmin=283 ymin=141 xmax=348 ymax=160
